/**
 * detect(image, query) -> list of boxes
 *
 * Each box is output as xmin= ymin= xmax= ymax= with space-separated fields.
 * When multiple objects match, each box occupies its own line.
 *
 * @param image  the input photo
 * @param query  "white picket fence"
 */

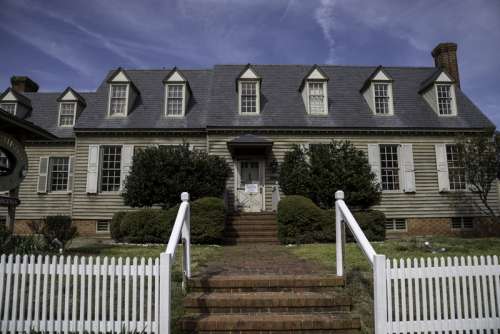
xmin=0 ymin=254 xmax=160 ymax=333
xmin=335 ymin=190 xmax=500 ymax=334
xmin=386 ymin=255 xmax=500 ymax=333
xmin=0 ymin=192 xmax=191 ymax=334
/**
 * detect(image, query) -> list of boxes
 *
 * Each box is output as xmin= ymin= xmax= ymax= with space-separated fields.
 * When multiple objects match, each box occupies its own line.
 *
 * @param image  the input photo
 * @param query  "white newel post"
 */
xmin=335 ymin=190 xmax=344 ymax=277
xmin=373 ymin=254 xmax=387 ymax=334
xmin=159 ymin=253 xmax=172 ymax=334
xmin=181 ymin=192 xmax=191 ymax=291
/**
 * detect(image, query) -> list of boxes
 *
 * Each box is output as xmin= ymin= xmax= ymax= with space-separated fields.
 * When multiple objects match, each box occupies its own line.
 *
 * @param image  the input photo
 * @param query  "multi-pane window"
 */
xmin=0 ymin=149 xmax=10 ymax=176
xmin=437 ymin=85 xmax=453 ymax=115
xmin=99 ymin=145 xmax=122 ymax=192
xmin=109 ymin=84 xmax=128 ymax=116
xmin=48 ymin=157 xmax=69 ymax=192
xmin=380 ymin=144 xmax=400 ymax=191
xmin=0 ymin=103 xmax=16 ymax=115
xmin=308 ymin=82 xmax=325 ymax=114
xmin=240 ymin=81 xmax=257 ymax=114
xmin=446 ymin=144 xmax=466 ymax=190
xmin=166 ymin=85 xmax=184 ymax=116
xmin=385 ymin=218 xmax=407 ymax=231
xmin=96 ymin=221 xmax=110 ymax=233
xmin=374 ymin=83 xmax=390 ymax=114
xmin=451 ymin=217 xmax=473 ymax=230
xmin=59 ymin=102 xmax=76 ymax=126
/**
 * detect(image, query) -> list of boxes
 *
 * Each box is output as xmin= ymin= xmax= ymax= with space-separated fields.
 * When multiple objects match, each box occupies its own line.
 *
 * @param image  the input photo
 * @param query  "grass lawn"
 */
xmin=289 ymin=237 xmax=500 ymax=333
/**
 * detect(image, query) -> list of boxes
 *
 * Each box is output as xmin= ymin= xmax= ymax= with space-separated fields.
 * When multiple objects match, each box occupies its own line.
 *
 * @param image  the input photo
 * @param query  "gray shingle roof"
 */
xmin=6 ymin=65 xmax=494 ymax=138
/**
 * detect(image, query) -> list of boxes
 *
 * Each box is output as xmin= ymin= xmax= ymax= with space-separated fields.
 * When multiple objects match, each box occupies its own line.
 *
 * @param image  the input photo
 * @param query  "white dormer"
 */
xmin=107 ymin=68 xmax=138 ymax=117
xmin=163 ymin=68 xmax=190 ymax=117
xmin=361 ymin=67 xmax=394 ymax=116
xmin=420 ymin=70 xmax=458 ymax=116
xmin=300 ymin=65 xmax=328 ymax=115
xmin=57 ymin=87 xmax=86 ymax=127
xmin=237 ymin=65 xmax=261 ymax=115
xmin=0 ymin=90 xmax=18 ymax=115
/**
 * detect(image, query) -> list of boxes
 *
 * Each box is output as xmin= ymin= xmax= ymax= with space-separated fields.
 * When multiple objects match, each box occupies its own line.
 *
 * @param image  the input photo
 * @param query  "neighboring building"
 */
xmin=1 ymin=42 xmax=498 ymax=238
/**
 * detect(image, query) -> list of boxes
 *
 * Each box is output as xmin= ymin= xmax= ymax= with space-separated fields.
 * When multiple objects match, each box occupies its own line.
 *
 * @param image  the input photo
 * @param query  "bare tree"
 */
xmin=457 ymin=132 xmax=499 ymax=223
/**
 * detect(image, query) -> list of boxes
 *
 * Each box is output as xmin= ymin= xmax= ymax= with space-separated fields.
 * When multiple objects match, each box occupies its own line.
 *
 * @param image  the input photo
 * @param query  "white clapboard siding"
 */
xmin=0 ymin=253 xmax=160 ymax=333
xmin=384 ymin=255 xmax=500 ymax=333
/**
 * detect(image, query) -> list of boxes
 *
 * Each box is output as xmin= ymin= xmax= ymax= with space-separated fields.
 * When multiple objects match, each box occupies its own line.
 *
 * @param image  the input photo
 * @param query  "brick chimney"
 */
xmin=431 ymin=42 xmax=460 ymax=87
xmin=10 ymin=76 xmax=39 ymax=93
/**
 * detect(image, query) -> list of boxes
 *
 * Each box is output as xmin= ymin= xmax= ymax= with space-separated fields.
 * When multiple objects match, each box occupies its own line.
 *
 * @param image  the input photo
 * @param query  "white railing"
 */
xmin=160 ymin=191 xmax=191 ymax=334
xmin=335 ymin=189 xmax=500 ymax=334
xmin=0 ymin=192 xmax=191 ymax=334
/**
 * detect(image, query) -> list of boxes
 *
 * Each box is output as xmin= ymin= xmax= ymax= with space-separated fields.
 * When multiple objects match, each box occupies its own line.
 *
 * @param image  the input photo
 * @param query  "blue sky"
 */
xmin=0 ymin=0 xmax=499 ymax=126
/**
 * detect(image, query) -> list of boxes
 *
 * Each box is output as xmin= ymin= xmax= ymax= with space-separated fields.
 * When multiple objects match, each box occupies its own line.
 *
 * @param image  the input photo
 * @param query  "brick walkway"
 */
xmin=196 ymin=244 xmax=331 ymax=276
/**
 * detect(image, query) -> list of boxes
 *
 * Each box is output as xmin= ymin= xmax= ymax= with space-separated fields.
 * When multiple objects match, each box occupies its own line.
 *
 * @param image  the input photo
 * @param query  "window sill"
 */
xmin=165 ymin=114 xmax=185 ymax=118
xmin=239 ymin=113 xmax=261 ymax=116
xmin=381 ymin=190 xmax=403 ymax=194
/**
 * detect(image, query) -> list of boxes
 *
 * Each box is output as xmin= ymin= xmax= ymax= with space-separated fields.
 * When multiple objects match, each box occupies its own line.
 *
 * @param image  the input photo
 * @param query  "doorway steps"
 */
xmin=181 ymin=274 xmax=360 ymax=333
xmin=224 ymin=212 xmax=279 ymax=245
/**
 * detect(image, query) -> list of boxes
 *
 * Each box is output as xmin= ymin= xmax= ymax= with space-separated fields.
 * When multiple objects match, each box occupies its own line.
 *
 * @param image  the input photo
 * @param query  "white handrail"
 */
xmin=159 ymin=192 xmax=191 ymax=334
xmin=335 ymin=190 xmax=387 ymax=334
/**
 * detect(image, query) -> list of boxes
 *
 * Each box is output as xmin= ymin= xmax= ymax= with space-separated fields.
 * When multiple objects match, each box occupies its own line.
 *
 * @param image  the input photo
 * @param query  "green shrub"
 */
xmin=110 ymin=211 xmax=128 ymax=241
xmin=41 ymin=216 xmax=77 ymax=250
xmin=111 ymin=197 xmax=226 ymax=244
xmin=279 ymin=141 xmax=381 ymax=209
xmin=277 ymin=195 xmax=385 ymax=244
xmin=123 ymin=145 xmax=230 ymax=208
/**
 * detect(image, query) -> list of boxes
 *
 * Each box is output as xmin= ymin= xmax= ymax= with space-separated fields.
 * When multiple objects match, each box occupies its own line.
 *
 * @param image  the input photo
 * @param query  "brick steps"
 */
xmin=184 ymin=291 xmax=352 ymax=313
xmin=224 ymin=212 xmax=279 ymax=244
xmin=188 ymin=274 xmax=345 ymax=292
xmin=181 ymin=313 xmax=361 ymax=333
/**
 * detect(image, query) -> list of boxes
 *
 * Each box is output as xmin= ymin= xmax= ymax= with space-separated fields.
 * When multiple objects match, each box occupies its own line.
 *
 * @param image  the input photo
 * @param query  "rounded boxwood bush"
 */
xmin=110 ymin=197 xmax=225 ymax=244
xmin=277 ymin=195 xmax=385 ymax=244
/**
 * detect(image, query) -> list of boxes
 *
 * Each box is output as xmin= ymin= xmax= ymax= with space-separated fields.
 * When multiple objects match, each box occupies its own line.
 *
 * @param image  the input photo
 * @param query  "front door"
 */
xmin=236 ymin=160 xmax=264 ymax=212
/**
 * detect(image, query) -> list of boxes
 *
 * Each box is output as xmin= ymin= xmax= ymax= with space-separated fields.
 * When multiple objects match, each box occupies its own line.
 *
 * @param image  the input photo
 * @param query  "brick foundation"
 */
xmin=387 ymin=217 xmax=500 ymax=239
xmin=13 ymin=219 xmax=111 ymax=237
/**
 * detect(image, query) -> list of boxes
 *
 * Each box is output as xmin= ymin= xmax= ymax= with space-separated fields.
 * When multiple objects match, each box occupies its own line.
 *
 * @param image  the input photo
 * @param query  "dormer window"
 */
xmin=0 ymin=103 xmax=16 ymax=115
xmin=237 ymin=65 xmax=261 ymax=115
xmin=420 ymin=70 xmax=457 ymax=116
xmin=360 ymin=66 xmax=394 ymax=116
xmin=59 ymin=102 xmax=76 ymax=127
xmin=374 ymin=83 xmax=390 ymax=114
xmin=109 ymin=84 xmax=128 ymax=116
xmin=308 ymin=82 xmax=325 ymax=114
xmin=240 ymin=81 xmax=258 ymax=114
xmin=436 ymin=84 xmax=453 ymax=115
xmin=163 ymin=67 xmax=190 ymax=117
xmin=166 ymin=84 xmax=184 ymax=116
xmin=300 ymin=65 xmax=329 ymax=115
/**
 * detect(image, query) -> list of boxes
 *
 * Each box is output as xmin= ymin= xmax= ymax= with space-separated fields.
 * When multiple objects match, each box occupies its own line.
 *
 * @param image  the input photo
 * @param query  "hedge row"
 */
xmin=111 ymin=197 xmax=225 ymax=244
xmin=277 ymin=195 xmax=385 ymax=244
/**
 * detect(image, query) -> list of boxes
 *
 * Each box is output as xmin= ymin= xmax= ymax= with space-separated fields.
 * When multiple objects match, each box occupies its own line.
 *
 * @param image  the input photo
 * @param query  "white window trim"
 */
xmin=371 ymin=82 xmax=394 ymax=116
xmin=0 ymin=102 xmax=17 ymax=116
xmin=164 ymin=83 xmax=186 ymax=117
xmin=238 ymin=80 xmax=260 ymax=115
xmin=444 ymin=143 xmax=469 ymax=192
xmin=434 ymin=84 xmax=457 ymax=116
xmin=385 ymin=218 xmax=408 ymax=232
xmin=58 ymin=102 xmax=77 ymax=127
xmin=44 ymin=156 xmax=72 ymax=194
xmin=98 ymin=144 xmax=123 ymax=194
xmin=378 ymin=143 xmax=403 ymax=194
xmin=306 ymin=80 xmax=328 ymax=115
xmin=96 ymin=220 xmax=111 ymax=233
xmin=108 ymin=84 xmax=129 ymax=117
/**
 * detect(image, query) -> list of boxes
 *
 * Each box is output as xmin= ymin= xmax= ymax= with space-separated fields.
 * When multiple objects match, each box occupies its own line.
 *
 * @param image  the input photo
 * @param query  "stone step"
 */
xmin=229 ymin=215 xmax=277 ymax=222
xmin=224 ymin=237 xmax=279 ymax=245
xmin=184 ymin=291 xmax=352 ymax=314
xmin=189 ymin=274 xmax=345 ymax=292
xmin=181 ymin=313 xmax=360 ymax=333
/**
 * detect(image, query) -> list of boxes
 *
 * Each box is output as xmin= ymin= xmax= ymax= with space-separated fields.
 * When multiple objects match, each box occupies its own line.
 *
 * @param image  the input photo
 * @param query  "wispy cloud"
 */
xmin=314 ymin=0 xmax=337 ymax=63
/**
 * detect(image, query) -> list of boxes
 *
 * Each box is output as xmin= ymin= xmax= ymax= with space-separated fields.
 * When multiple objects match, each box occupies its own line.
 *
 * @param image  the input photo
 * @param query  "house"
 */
xmin=0 ymin=42 xmax=497 ymax=238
